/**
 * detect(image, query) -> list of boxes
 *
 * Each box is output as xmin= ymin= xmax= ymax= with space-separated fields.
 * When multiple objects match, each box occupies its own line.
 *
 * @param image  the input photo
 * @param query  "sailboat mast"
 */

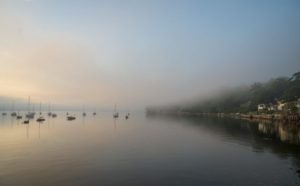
xmin=11 ymin=100 xmax=14 ymax=112
xmin=39 ymin=102 xmax=42 ymax=115
xmin=28 ymin=96 xmax=31 ymax=113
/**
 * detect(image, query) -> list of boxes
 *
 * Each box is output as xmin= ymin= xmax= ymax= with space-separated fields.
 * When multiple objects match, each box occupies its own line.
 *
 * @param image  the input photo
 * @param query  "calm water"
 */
xmin=0 ymin=112 xmax=299 ymax=186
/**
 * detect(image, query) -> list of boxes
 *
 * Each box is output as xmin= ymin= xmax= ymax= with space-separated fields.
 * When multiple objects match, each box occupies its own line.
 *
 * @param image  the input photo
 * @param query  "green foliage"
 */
xmin=283 ymin=72 xmax=300 ymax=101
xmin=182 ymin=71 xmax=300 ymax=113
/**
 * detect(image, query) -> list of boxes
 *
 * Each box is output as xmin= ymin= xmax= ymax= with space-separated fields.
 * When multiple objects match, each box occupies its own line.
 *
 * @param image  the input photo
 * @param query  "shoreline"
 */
xmin=146 ymin=111 xmax=300 ymax=124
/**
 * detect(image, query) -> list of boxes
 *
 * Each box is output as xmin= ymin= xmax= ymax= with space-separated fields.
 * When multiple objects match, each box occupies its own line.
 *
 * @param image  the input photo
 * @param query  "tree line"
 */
xmin=147 ymin=72 xmax=300 ymax=114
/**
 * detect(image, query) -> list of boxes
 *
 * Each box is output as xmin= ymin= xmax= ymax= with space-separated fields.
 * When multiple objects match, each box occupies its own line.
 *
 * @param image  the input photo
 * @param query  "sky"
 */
xmin=0 ymin=0 xmax=300 ymax=110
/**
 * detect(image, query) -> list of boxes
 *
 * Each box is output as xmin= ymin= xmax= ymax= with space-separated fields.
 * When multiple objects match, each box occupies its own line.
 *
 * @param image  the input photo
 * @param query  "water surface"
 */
xmin=0 ymin=112 xmax=299 ymax=186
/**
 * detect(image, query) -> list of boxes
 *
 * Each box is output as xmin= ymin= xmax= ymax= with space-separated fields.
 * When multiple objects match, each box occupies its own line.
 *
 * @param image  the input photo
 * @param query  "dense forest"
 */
xmin=148 ymin=71 xmax=300 ymax=114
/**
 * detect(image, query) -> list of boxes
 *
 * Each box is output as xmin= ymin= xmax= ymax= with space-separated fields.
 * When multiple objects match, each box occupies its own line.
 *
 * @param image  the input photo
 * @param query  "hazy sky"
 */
xmin=0 ymin=0 xmax=300 ymax=109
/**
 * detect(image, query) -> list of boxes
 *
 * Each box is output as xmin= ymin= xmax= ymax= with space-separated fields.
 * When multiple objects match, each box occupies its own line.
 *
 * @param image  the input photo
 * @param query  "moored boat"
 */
xmin=67 ymin=116 xmax=76 ymax=121
xmin=36 ymin=116 xmax=45 ymax=122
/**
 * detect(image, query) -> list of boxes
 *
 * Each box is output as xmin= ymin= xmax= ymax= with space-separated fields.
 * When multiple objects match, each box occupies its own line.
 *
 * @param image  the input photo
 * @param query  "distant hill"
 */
xmin=147 ymin=71 xmax=300 ymax=114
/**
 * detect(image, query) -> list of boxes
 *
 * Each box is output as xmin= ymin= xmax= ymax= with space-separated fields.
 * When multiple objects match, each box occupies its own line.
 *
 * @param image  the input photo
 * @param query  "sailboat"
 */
xmin=16 ymin=109 xmax=22 ymax=119
xmin=47 ymin=103 xmax=52 ymax=116
xmin=1 ymin=105 xmax=7 ymax=116
xmin=48 ymin=103 xmax=57 ymax=117
xmin=23 ymin=96 xmax=32 ymax=124
xmin=36 ymin=102 xmax=45 ymax=122
xmin=36 ymin=117 xmax=45 ymax=122
xmin=113 ymin=104 xmax=119 ymax=118
xmin=67 ymin=115 xmax=76 ymax=121
xmin=125 ymin=113 xmax=130 ymax=119
xmin=25 ymin=96 xmax=35 ymax=119
xmin=92 ymin=107 xmax=96 ymax=116
xmin=10 ymin=101 xmax=17 ymax=117
xmin=82 ymin=105 xmax=86 ymax=117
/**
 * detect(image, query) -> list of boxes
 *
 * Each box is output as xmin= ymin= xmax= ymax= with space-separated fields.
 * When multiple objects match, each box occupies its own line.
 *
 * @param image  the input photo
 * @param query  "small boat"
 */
xmin=125 ymin=113 xmax=130 ymax=119
xmin=26 ymin=112 xmax=35 ymax=119
xmin=113 ymin=104 xmax=119 ymax=118
xmin=47 ymin=103 xmax=52 ymax=116
xmin=23 ymin=120 xmax=29 ymax=124
xmin=113 ymin=113 xmax=119 ymax=118
xmin=25 ymin=97 xmax=35 ymax=119
xmin=51 ymin=113 xmax=57 ymax=118
xmin=10 ymin=101 xmax=17 ymax=117
xmin=16 ymin=115 xmax=22 ymax=119
xmin=2 ymin=112 xmax=7 ymax=116
xmin=67 ymin=116 xmax=76 ymax=121
xmin=93 ymin=112 xmax=96 ymax=116
xmin=82 ymin=105 xmax=86 ymax=117
xmin=36 ymin=116 xmax=45 ymax=122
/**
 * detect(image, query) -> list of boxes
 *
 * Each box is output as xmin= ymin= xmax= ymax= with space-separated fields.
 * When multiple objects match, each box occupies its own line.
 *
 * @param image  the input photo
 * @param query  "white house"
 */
xmin=277 ymin=102 xmax=285 ymax=111
xmin=267 ymin=104 xmax=277 ymax=111
xmin=258 ymin=104 xmax=266 ymax=111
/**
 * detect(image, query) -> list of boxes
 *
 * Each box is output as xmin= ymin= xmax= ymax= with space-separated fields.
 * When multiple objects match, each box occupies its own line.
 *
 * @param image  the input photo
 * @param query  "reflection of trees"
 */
xmin=146 ymin=115 xmax=300 ymax=177
xmin=258 ymin=122 xmax=300 ymax=145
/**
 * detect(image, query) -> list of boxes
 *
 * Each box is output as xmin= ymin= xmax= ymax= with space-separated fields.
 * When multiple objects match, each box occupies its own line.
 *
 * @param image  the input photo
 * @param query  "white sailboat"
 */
xmin=25 ymin=96 xmax=35 ymax=119
xmin=36 ymin=102 xmax=45 ymax=122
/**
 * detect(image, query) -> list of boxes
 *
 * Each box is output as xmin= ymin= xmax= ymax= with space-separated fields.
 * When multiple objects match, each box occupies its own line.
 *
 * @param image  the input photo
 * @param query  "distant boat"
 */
xmin=38 ymin=102 xmax=43 ymax=116
xmin=36 ymin=116 xmax=45 ymax=122
xmin=93 ymin=112 xmax=96 ymax=116
xmin=113 ymin=113 xmax=119 ymax=118
xmin=36 ymin=102 xmax=45 ymax=122
xmin=47 ymin=103 xmax=52 ymax=116
xmin=48 ymin=103 xmax=57 ymax=118
xmin=113 ymin=104 xmax=119 ymax=118
xmin=16 ymin=115 xmax=22 ymax=119
xmin=23 ymin=120 xmax=29 ymax=124
xmin=25 ymin=96 xmax=35 ymax=119
xmin=10 ymin=101 xmax=17 ymax=117
xmin=125 ymin=113 xmax=130 ymax=119
xmin=82 ymin=105 xmax=86 ymax=117
xmin=67 ymin=116 xmax=76 ymax=121
xmin=1 ymin=105 xmax=7 ymax=116
xmin=26 ymin=112 xmax=35 ymax=119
